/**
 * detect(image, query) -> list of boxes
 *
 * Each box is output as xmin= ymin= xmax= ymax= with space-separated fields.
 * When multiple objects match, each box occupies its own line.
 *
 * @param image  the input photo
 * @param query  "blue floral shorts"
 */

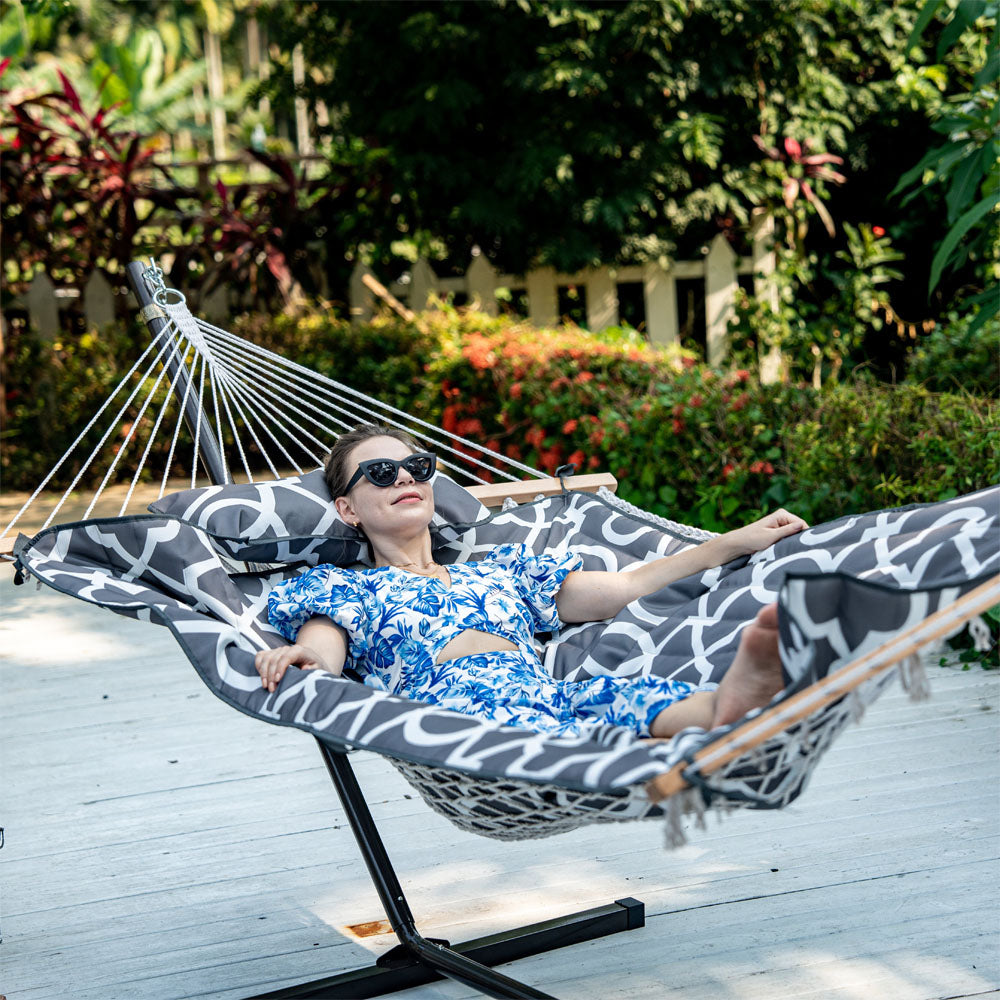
xmin=409 ymin=649 xmax=708 ymax=738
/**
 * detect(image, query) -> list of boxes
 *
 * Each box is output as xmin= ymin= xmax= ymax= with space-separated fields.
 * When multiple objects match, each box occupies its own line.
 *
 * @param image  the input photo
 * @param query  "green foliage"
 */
xmin=255 ymin=0 xmax=941 ymax=278
xmin=728 ymin=224 xmax=906 ymax=383
xmin=892 ymin=0 xmax=999 ymax=331
xmin=905 ymin=310 xmax=1000 ymax=395
xmin=6 ymin=310 xmax=997 ymax=547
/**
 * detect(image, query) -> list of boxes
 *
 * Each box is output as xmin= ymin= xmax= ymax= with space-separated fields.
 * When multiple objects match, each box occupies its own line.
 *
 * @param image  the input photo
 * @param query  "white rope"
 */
xmin=213 ymin=364 xmax=256 ymax=484
xmin=119 ymin=335 xmax=196 ymax=516
xmin=0 ymin=339 xmax=161 ymax=546
xmin=204 ymin=350 xmax=332 ymax=465
xmin=157 ymin=340 xmax=197 ymax=500
xmin=209 ymin=367 xmax=285 ymax=481
xmin=198 ymin=318 xmax=541 ymax=481
xmin=47 ymin=334 xmax=178 ymax=529
xmin=205 ymin=349 xmax=229 ymax=484
xmin=85 ymin=330 xmax=187 ymax=520
xmin=198 ymin=330 xmax=503 ymax=485
xmin=209 ymin=364 xmax=316 ymax=474
xmin=191 ymin=354 xmax=209 ymax=488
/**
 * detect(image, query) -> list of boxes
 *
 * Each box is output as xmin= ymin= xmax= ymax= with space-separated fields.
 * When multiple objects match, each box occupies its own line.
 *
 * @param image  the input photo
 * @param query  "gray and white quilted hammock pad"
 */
xmin=13 ymin=481 xmax=999 ymax=840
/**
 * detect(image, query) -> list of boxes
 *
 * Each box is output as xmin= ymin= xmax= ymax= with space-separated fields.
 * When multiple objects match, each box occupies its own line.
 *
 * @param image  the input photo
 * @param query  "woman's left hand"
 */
xmin=719 ymin=509 xmax=809 ymax=560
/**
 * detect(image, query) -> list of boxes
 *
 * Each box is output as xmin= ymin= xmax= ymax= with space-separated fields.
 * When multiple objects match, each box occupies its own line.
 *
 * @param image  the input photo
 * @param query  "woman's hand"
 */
xmin=254 ymin=643 xmax=330 ymax=693
xmin=717 ymin=508 xmax=809 ymax=560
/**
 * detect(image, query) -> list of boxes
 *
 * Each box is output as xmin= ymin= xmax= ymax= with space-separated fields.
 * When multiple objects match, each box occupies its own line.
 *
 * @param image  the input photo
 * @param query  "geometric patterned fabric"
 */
xmin=14 ymin=481 xmax=999 ymax=841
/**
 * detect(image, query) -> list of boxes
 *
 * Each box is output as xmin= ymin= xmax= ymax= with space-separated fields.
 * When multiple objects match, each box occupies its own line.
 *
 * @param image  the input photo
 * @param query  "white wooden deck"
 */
xmin=1 ymin=573 xmax=997 ymax=1000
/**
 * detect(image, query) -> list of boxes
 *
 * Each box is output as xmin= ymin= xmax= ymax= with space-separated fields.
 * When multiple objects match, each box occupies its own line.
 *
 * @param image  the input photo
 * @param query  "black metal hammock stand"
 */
xmin=8 ymin=261 xmax=1000 ymax=1000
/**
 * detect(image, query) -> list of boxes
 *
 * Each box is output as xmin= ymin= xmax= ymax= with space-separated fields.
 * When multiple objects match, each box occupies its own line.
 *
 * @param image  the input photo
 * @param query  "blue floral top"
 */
xmin=267 ymin=543 xmax=583 ymax=695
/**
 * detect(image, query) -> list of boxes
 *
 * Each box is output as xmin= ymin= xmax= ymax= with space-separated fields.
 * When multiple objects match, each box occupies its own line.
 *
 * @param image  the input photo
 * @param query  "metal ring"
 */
xmin=153 ymin=286 xmax=187 ymax=307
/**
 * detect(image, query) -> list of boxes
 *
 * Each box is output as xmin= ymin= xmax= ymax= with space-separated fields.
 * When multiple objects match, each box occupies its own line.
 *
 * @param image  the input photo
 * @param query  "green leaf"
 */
xmin=906 ymin=0 xmax=944 ymax=51
xmin=937 ymin=1 xmax=975 ymax=59
xmin=890 ymin=144 xmax=968 ymax=199
xmin=658 ymin=484 xmax=678 ymax=505
xmin=946 ymin=149 xmax=986 ymax=224
xmin=929 ymin=191 xmax=1000 ymax=293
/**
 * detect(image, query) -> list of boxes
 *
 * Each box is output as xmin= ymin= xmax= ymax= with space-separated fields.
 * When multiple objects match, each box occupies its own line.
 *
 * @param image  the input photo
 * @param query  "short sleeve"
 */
xmin=483 ymin=542 xmax=582 ymax=633
xmin=267 ymin=565 xmax=367 ymax=646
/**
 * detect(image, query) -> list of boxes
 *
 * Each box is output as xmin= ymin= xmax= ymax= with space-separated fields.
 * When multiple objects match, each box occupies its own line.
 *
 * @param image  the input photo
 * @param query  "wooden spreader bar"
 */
xmin=467 ymin=472 xmax=617 ymax=508
xmin=646 ymin=573 xmax=1000 ymax=803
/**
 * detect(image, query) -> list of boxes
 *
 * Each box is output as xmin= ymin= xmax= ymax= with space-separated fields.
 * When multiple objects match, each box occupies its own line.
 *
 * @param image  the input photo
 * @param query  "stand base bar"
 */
xmin=249 ymin=896 xmax=644 ymax=1000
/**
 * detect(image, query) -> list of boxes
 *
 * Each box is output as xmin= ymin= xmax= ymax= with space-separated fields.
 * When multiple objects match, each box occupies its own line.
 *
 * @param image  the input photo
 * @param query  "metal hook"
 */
xmin=153 ymin=285 xmax=187 ymax=307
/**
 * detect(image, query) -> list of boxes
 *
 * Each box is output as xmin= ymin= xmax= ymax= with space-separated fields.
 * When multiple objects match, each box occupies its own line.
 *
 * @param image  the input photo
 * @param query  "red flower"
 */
xmin=722 ymin=463 xmax=735 ymax=478
xmin=567 ymin=449 xmax=586 ymax=469
xmin=589 ymin=427 xmax=605 ymax=446
xmin=672 ymin=418 xmax=685 ymax=434
xmin=442 ymin=404 xmax=460 ymax=434
xmin=562 ymin=419 xmax=579 ymax=434
xmin=506 ymin=443 xmax=523 ymax=461
xmin=682 ymin=356 xmax=697 ymax=369
xmin=575 ymin=371 xmax=595 ymax=384
xmin=730 ymin=392 xmax=749 ymax=412
xmin=588 ymin=455 xmax=601 ymax=469
xmin=456 ymin=418 xmax=484 ymax=437
xmin=689 ymin=393 xmax=704 ymax=408
xmin=872 ymin=225 xmax=886 ymax=237
xmin=525 ymin=427 xmax=546 ymax=449
xmin=510 ymin=382 xmax=523 ymax=399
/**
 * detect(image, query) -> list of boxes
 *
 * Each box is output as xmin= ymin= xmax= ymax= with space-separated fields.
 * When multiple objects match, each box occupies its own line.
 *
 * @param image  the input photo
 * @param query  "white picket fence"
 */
xmin=351 ymin=213 xmax=777 ymax=365
xmin=9 ymin=215 xmax=777 ymax=370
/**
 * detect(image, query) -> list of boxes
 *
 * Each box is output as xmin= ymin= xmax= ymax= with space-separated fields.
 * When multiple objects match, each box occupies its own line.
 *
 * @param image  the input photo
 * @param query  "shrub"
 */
xmin=419 ymin=310 xmax=694 ymax=479
xmin=904 ymin=311 xmax=1000 ymax=396
xmin=600 ymin=375 xmax=998 ymax=530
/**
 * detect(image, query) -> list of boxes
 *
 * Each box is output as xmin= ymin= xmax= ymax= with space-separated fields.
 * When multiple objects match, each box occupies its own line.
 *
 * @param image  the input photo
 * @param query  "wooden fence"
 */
xmin=8 ymin=214 xmax=777 ymax=371
xmin=351 ymin=212 xmax=777 ymax=366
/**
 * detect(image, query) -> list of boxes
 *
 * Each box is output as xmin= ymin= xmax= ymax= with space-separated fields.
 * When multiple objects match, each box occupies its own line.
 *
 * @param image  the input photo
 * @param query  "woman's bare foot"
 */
xmin=711 ymin=603 xmax=784 ymax=728
xmin=645 ymin=603 xmax=785 ymax=739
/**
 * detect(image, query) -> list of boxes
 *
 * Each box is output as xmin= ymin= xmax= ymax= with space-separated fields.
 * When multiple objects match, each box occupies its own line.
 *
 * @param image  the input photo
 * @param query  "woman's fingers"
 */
xmin=253 ymin=644 xmax=328 ymax=693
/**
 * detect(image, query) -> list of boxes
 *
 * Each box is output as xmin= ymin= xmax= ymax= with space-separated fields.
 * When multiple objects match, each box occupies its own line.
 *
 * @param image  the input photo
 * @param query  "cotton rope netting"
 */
xmin=6 ymin=263 xmax=992 ymax=847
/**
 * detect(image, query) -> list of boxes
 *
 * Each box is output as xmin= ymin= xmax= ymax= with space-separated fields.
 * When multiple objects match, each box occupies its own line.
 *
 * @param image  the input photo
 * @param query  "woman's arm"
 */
xmin=555 ymin=508 xmax=809 ymax=624
xmin=254 ymin=615 xmax=349 ymax=693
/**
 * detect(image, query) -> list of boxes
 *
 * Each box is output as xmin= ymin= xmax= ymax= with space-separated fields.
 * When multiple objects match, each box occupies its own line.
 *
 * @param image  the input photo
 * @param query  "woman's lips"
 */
xmin=392 ymin=493 xmax=423 ymax=504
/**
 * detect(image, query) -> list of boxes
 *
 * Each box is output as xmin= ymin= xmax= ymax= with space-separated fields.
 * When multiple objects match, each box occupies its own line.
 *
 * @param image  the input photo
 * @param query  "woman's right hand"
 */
xmin=254 ymin=643 xmax=329 ymax=693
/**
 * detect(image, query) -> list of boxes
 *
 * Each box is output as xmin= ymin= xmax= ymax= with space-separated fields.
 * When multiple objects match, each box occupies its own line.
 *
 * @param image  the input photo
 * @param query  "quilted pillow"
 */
xmin=148 ymin=467 xmax=489 ymax=566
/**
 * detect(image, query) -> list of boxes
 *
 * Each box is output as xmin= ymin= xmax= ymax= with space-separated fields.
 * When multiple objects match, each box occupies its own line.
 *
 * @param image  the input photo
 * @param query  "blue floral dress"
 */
xmin=267 ymin=543 xmax=709 ymax=737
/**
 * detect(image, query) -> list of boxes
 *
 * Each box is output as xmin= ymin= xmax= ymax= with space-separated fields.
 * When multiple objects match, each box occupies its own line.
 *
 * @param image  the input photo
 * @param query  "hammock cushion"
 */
xmin=16 ymin=484 xmax=998 ymax=831
xmin=148 ymin=467 xmax=489 ymax=566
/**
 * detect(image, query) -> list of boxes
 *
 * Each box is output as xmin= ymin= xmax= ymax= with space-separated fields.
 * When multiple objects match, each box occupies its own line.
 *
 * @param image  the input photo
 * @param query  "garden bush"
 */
xmin=5 ymin=308 xmax=997 ymax=543
xmin=904 ymin=311 xmax=1000 ymax=397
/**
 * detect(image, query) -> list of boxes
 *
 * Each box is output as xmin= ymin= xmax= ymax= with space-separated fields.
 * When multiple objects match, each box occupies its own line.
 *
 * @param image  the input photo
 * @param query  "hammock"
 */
xmin=9 ymin=261 xmax=999 ymax=1000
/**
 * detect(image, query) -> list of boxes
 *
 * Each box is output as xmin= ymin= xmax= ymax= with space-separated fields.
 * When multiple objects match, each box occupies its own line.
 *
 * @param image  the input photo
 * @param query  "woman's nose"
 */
xmin=395 ymin=466 xmax=415 ymax=485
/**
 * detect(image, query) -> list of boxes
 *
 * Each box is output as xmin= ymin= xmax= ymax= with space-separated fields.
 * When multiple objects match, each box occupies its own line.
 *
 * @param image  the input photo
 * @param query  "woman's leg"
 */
xmin=648 ymin=603 xmax=784 ymax=737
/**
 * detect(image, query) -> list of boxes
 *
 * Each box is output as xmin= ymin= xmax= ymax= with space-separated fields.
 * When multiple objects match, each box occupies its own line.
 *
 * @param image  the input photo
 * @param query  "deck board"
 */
xmin=1 ymin=575 xmax=997 ymax=1000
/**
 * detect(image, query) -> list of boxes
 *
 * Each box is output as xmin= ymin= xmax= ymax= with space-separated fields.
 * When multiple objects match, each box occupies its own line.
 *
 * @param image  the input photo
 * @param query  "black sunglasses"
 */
xmin=345 ymin=452 xmax=437 ymax=492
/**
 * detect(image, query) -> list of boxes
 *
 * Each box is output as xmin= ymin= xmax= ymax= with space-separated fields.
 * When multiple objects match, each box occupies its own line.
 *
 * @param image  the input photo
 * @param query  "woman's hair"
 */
xmin=323 ymin=424 xmax=420 ymax=499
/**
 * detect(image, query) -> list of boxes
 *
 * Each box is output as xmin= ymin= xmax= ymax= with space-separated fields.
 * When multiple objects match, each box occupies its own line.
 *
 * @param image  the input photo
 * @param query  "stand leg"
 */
xmin=247 ymin=741 xmax=645 ymax=1000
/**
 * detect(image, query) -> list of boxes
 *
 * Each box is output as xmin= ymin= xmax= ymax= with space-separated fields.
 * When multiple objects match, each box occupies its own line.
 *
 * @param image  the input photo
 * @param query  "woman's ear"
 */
xmin=334 ymin=496 xmax=358 ymax=526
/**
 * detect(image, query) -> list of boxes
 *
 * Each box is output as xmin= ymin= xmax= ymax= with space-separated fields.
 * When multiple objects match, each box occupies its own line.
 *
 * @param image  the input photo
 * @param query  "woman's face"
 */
xmin=333 ymin=435 xmax=435 ymax=538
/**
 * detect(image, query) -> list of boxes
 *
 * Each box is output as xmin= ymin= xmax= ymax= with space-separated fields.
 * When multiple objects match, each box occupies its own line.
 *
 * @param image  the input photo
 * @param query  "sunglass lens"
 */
xmin=367 ymin=460 xmax=398 ymax=486
xmin=405 ymin=455 xmax=433 ymax=481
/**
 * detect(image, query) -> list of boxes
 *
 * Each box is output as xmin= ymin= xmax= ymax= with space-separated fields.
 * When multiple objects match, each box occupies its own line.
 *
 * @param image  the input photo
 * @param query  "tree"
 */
xmin=257 ymin=1 xmax=938 ymax=281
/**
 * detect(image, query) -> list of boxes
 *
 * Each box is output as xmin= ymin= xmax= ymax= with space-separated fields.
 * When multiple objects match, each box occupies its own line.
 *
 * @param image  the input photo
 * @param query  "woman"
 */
xmin=255 ymin=425 xmax=809 ymax=739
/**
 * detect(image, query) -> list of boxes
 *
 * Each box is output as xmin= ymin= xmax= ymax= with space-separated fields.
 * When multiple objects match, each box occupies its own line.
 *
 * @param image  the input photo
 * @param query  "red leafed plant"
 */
xmin=753 ymin=134 xmax=847 ymax=239
xmin=0 ymin=64 xmax=182 ymax=298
